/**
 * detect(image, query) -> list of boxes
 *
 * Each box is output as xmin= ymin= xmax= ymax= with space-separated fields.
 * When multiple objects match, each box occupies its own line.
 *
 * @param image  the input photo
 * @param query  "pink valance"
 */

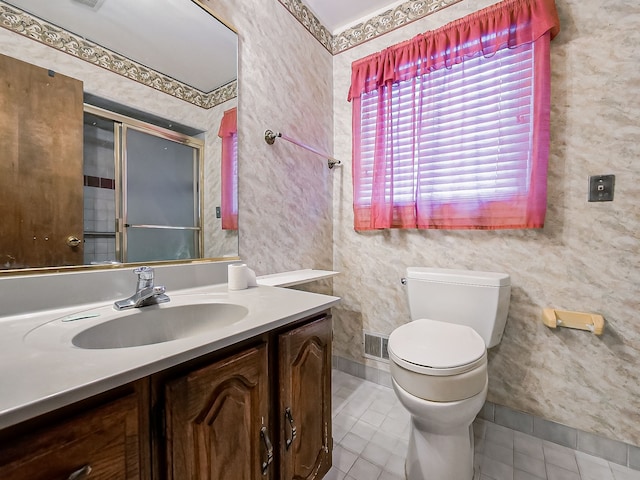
xmin=348 ymin=0 xmax=559 ymax=101
xmin=218 ymin=107 xmax=237 ymax=138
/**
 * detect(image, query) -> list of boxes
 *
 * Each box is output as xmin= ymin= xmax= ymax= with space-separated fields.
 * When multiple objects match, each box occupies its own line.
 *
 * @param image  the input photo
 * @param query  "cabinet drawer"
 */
xmin=0 ymin=394 xmax=140 ymax=480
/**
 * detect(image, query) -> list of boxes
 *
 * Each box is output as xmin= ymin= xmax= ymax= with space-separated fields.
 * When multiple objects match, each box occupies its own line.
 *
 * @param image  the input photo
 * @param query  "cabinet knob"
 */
xmin=67 ymin=464 xmax=92 ymax=480
xmin=260 ymin=426 xmax=273 ymax=475
xmin=284 ymin=407 xmax=297 ymax=450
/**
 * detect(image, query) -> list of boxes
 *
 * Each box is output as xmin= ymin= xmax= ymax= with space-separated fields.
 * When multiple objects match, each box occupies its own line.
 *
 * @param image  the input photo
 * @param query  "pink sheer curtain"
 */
xmin=218 ymin=107 xmax=238 ymax=230
xmin=349 ymin=0 xmax=560 ymax=231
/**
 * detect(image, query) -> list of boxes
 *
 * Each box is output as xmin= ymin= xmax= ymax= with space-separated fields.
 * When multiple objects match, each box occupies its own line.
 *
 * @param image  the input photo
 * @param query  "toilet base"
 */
xmin=405 ymin=422 xmax=474 ymax=480
xmin=392 ymin=378 xmax=487 ymax=480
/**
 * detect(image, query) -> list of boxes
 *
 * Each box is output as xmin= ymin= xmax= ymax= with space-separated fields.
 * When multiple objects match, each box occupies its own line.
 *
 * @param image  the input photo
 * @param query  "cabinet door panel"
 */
xmin=165 ymin=343 xmax=271 ymax=480
xmin=279 ymin=316 xmax=332 ymax=480
xmin=0 ymin=394 xmax=140 ymax=480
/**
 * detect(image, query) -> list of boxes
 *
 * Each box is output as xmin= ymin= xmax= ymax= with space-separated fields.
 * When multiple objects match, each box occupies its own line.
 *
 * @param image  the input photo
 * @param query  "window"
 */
xmin=349 ymin=0 xmax=560 ymax=231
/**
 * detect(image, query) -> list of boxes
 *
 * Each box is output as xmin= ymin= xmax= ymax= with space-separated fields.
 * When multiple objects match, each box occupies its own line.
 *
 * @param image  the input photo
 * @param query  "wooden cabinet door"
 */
xmin=0 ymin=53 xmax=84 ymax=269
xmin=0 ymin=394 xmax=141 ymax=480
xmin=279 ymin=316 xmax=332 ymax=480
xmin=164 ymin=343 xmax=272 ymax=480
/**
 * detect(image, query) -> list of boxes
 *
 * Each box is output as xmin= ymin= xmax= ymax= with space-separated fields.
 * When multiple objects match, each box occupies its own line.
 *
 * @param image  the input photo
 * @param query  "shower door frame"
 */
xmin=84 ymin=104 xmax=205 ymax=264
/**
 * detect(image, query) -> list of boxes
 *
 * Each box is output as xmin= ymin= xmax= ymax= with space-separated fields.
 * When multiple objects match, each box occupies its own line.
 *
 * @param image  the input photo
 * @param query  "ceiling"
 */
xmin=303 ymin=0 xmax=404 ymax=34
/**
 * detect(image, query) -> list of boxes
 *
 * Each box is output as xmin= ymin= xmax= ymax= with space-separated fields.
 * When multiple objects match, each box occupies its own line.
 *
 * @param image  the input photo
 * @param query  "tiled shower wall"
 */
xmin=332 ymin=0 xmax=640 ymax=448
xmin=83 ymin=185 xmax=116 ymax=264
xmin=83 ymin=121 xmax=116 ymax=265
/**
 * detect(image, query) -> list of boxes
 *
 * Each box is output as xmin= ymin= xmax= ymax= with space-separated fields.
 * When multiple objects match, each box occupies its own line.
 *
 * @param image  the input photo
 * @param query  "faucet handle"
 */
xmin=134 ymin=266 xmax=154 ymax=280
xmin=153 ymin=285 xmax=166 ymax=295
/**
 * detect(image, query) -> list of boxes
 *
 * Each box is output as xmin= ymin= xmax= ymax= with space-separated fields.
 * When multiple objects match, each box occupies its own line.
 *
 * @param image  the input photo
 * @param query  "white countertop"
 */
xmin=0 ymin=283 xmax=340 ymax=430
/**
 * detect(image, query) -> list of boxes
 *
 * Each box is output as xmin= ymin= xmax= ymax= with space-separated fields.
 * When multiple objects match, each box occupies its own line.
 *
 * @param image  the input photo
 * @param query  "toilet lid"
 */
xmin=388 ymin=319 xmax=487 ymax=376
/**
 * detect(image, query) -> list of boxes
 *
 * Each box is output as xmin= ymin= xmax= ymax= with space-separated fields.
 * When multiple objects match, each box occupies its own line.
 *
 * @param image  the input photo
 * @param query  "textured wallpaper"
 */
xmin=203 ymin=0 xmax=335 ymax=288
xmin=332 ymin=0 xmax=640 ymax=446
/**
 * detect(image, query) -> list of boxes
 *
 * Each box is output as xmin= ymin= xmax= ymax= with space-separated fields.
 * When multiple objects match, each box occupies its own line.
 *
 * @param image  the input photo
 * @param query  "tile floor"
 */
xmin=328 ymin=370 xmax=640 ymax=480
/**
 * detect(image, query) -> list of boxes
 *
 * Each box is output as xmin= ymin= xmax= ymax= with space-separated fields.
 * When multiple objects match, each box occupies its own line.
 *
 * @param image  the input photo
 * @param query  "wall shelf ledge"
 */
xmin=256 ymin=269 xmax=339 ymax=288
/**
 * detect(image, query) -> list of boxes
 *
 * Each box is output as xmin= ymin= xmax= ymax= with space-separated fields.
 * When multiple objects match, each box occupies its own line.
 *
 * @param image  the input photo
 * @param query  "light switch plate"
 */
xmin=588 ymin=175 xmax=615 ymax=202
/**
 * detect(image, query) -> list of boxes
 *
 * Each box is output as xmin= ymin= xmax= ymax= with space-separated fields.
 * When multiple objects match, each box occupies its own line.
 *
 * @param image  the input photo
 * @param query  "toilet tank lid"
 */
xmin=406 ymin=267 xmax=510 ymax=287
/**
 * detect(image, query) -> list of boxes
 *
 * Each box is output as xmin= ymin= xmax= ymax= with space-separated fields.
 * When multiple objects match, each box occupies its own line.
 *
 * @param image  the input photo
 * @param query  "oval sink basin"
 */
xmin=71 ymin=303 xmax=249 ymax=349
xmin=24 ymin=298 xmax=250 ymax=350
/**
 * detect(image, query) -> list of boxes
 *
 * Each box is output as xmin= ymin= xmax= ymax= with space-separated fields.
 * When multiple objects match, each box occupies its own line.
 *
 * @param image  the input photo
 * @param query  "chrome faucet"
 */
xmin=114 ymin=266 xmax=170 ymax=310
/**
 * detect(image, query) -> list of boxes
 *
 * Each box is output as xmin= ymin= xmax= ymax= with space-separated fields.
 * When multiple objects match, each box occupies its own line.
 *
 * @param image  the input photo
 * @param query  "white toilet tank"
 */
xmin=405 ymin=267 xmax=511 ymax=348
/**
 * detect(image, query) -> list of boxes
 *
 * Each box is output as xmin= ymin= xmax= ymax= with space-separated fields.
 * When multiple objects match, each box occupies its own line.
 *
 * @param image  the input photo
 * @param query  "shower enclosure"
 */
xmin=83 ymin=105 xmax=204 ymax=264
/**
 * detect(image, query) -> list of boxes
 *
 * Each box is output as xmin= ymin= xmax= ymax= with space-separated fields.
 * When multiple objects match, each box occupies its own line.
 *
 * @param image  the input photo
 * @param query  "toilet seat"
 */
xmin=389 ymin=319 xmax=486 ymax=374
xmin=388 ymin=319 xmax=488 ymax=402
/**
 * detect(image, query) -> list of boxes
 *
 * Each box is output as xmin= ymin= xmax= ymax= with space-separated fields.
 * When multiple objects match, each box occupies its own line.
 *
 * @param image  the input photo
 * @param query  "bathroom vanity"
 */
xmin=0 ymin=278 xmax=339 ymax=480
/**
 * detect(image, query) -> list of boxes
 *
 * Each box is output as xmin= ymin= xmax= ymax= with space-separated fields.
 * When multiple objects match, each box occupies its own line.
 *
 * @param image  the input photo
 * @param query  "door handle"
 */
xmin=285 ymin=407 xmax=297 ymax=450
xmin=66 ymin=236 xmax=82 ymax=248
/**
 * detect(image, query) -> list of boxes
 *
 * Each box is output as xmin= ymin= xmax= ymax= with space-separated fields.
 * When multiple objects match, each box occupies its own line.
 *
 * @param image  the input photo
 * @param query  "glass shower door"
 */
xmin=121 ymin=125 xmax=202 ymax=262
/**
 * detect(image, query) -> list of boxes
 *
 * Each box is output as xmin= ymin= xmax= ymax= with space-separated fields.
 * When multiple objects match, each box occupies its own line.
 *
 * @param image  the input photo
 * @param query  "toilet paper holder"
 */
xmin=542 ymin=308 xmax=605 ymax=336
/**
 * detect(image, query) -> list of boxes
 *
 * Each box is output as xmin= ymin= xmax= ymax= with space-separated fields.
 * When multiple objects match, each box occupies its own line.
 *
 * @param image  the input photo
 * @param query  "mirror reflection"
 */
xmin=84 ymin=106 xmax=205 ymax=265
xmin=0 ymin=0 xmax=239 ymax=272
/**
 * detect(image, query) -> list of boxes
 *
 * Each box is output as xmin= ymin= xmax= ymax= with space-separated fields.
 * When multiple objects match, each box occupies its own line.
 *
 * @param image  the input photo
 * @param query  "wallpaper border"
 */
xmin=0 ymin=2 xmax=236 ymax=109
xmin=277 ymin=0 xmax=465 ymax=55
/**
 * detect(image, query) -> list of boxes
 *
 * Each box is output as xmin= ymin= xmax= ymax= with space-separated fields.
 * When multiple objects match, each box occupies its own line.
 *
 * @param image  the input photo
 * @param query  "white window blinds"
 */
xmin=355 ymin=42 xmax=535 ymax=208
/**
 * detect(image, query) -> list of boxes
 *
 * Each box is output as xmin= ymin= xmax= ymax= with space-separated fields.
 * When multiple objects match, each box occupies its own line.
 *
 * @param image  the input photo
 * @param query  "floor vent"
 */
xmin=363 ymin=331 xmax=389 ymax=362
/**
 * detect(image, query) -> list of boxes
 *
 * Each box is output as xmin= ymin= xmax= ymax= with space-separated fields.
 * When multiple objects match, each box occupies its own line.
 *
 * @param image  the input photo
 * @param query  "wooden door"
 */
xmin=279 ymin=316 xmax=333 ymax=480
xmin=0 ymin=394 xmax=142 ymax=479
xmin=164 ymin=343 xmax=272 ymax=480
xmin=0 ymin=53 xmax=84 ymax=269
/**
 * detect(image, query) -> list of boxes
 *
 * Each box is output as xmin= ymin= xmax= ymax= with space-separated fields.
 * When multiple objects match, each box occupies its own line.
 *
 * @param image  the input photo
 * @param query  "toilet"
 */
xmin=388 ymin=267 xmax=511 ymax=480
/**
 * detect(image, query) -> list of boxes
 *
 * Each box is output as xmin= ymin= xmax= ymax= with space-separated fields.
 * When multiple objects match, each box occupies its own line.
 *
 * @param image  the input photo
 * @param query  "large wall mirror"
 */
xmin=0 ymin=0 xmax=239 ymax=274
